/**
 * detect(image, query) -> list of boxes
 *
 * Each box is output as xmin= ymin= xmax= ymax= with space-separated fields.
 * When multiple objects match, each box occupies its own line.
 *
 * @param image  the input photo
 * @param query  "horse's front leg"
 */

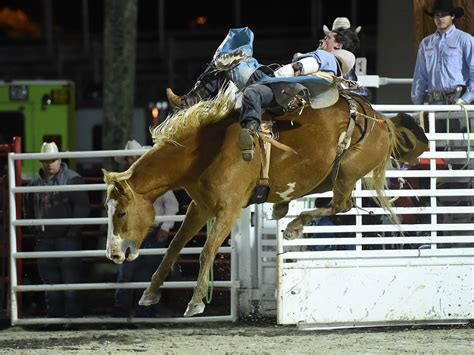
xmin=184 ymin=207 xmax=240 ymax=317
xmin=139 ymin=201 xmax=211 ymax=307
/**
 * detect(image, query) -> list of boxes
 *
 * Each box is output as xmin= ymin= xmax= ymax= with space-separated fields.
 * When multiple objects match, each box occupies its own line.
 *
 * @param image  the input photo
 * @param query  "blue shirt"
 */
xmin=294 ymin=50 xmax=339 ymax=76
xmin=411 ymin=25 xmax=474 ymax=104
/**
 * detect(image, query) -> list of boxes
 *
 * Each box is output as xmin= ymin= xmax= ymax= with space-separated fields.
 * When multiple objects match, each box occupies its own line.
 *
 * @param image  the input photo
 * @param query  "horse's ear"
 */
xmin=102 ymin=168 xmax=111 ymax=184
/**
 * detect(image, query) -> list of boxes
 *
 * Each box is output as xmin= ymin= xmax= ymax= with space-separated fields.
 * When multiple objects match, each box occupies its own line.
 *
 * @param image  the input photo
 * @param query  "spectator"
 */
xmin=113 ymin=140 xmax=179 ymax=318
xmin=411 ymin=0 xmax=473 ymax=106
xmin=23 ymin=142 xmax=90 ymax=319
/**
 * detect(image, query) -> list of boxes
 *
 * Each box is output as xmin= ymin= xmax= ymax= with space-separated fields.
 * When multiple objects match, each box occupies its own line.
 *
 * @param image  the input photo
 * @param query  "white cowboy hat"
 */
xmin=114 ymin=139 xmax=151 ymax=164
xmin=39 ymin=142 xmax=60 ymax=161
xmin=332 ymin=49 xmax=356 ymax=76
xmin=40 ymin=141 xmax=59 ymax=154
xmin=323 ymin=17 xmax=362 ymax=35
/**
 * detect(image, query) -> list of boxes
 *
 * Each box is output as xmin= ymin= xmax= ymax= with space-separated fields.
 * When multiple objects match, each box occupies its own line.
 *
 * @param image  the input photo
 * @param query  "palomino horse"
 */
xmin=103 ymin=91 xmax=428 ymax=316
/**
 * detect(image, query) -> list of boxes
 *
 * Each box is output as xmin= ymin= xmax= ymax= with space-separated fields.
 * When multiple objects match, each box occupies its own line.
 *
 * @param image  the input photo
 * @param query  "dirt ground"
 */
xmin=0 ymin=320 xmax=472 ymax=354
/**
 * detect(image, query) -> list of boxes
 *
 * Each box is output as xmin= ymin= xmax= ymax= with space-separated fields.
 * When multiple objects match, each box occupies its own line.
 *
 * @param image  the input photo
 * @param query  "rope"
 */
xmin=458 ymin=104 xmax=471 ymax=170
xmin=354 ymin=110 xmax=385 ymax=124
xmin=444 ymin=104 xmax=471 ymax=169
xmin=204 ymin=218 xmax=215 ymax=304
xmin=445 ymin=110 xmax=451 ymax=149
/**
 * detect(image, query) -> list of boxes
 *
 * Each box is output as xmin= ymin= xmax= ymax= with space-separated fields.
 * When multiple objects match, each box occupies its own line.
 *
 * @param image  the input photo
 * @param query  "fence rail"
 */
xmin=8 ymin=148 xmax=237 ymax=326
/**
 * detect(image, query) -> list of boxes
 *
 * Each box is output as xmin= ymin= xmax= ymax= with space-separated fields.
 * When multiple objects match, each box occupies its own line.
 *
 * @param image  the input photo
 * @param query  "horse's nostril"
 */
xmin=112 ymin=254 xmax=121 ymax=260
xmin=125 ymin=247 xmax=131 ymax=259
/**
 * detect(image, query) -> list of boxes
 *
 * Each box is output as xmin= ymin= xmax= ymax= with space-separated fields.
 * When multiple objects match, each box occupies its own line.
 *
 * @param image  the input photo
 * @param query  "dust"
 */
xmin=0 ymin=321 xmax=472 ymax=354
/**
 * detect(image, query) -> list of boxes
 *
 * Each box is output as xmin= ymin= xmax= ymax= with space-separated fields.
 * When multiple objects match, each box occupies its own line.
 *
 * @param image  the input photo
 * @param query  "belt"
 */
xmin=427 ymin=86 xmax=464 ymax=103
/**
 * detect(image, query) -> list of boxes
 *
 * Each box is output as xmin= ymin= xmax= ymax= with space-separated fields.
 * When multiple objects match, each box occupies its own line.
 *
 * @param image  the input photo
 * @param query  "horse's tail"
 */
xmin=363 ymin=142 xmax=400 ymax=225
xmin=364 ymin=113 xmax=429 ymax=225
xmin=362 ymin=116 xmax=403 ymax=225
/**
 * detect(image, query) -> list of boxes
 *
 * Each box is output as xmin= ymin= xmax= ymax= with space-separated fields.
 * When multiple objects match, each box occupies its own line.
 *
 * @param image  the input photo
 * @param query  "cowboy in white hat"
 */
xmin=23 ymin=141 xmax=90 ymax=321
xmin=319 ymin=18 xmax=372 ymax=99
xmin=114 ymin=139 xmax=152 ymax=168
xmin=323 ymin=17 xmax=361 ymax=36
xmin=39 ymin=142 xmax=62 ymax=180
xmin=237 ymin=29 xmax=360 ymax=161
xmin=412 ymin=0 xmax=472 ymax=105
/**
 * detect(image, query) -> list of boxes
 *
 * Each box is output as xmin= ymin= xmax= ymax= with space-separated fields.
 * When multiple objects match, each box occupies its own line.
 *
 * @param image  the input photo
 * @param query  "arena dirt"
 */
xmin=0 ymin=321 xmax=472 ymax=354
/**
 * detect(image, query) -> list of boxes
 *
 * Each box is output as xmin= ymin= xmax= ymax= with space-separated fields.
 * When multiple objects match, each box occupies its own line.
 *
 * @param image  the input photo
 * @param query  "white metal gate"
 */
xmin=8 ymin=148 xmax=237 ymax=326
xmin=276 ymin=105 xmax=473 ymax=328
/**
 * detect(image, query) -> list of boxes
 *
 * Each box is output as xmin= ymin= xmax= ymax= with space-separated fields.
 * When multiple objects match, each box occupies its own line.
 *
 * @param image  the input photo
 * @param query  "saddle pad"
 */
xmin=258 ymin=72 xmax=339 ymax=109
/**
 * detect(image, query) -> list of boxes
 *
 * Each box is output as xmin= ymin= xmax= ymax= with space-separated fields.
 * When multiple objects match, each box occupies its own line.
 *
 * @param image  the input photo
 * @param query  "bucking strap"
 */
xmin=247 ymin=121 xmax=297 ymax=206
xmin=332 ymin=93 xmax=358 ymax=184
xmin=270 ymin=82 xmax=310 ymax=114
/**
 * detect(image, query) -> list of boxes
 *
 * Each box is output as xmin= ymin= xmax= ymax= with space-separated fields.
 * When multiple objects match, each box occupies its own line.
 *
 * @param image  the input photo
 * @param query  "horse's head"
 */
xmin=102 ymin=169 xmax=155 ymax=264
xmin=390 ymin=113 xmax=429 ymax=165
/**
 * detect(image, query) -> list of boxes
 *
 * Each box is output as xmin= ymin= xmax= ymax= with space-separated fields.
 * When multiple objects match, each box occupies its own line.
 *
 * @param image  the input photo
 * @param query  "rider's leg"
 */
xmin=167 ymin=66 xmax=226 ymax=109
xmin=239 ymin=84 xmax=274 ymax=162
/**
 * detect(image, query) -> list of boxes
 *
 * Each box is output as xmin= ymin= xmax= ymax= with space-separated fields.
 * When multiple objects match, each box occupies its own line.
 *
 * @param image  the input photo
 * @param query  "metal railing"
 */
xmin=8 ymin=148 xmax=238 ymax=326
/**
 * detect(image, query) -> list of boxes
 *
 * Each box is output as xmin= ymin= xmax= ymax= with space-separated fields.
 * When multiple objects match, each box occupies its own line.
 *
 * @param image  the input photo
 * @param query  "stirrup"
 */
xmin=239 ymin=128 xmax=255 ymax=162
xmin=166 ymin=88 xmax=183 ymax=109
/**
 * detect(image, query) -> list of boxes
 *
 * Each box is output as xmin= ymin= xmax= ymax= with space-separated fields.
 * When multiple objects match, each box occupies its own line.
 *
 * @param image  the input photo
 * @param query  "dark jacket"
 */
xmin=23 ymin=163 xmax=90 ymax=238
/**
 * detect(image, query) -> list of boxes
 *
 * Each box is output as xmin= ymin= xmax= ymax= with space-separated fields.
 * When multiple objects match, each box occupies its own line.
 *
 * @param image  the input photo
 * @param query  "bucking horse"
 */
xmin=103 ymin=89 xmax=428 ymax=317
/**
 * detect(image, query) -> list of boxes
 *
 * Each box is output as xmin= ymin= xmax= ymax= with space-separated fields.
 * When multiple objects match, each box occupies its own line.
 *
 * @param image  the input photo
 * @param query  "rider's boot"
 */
xmin=239 ymin=121 xmax=259 ymax=162
xmin=167 ymin=65 xmax=225 ymax=110
xmin=166 ymin=88 xmax=201 ymax=110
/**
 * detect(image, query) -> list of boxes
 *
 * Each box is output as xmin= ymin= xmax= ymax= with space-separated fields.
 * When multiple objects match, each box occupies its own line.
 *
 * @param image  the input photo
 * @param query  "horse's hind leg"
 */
xmin=283 ymin=203 xmax=334 ymax=240
xmin=184 ymin=206 xmax=241 ymax=317
xmin=283 ymin=182 xmax=355 ymax=240
xmin=268 ymin=201 xmax=289 ymax=220
xmin=139 ymin=201 xmax=212 ymax=306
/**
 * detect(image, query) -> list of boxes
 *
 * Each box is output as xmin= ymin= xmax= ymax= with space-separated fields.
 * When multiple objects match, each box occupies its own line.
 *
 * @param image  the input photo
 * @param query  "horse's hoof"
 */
xmin=184 ymin=302 xmax=205 ymax=317
xmin=138 ymin=289 xmax=161 ymax=306
xmin=283 ymin=226 xmax=302 ymax=240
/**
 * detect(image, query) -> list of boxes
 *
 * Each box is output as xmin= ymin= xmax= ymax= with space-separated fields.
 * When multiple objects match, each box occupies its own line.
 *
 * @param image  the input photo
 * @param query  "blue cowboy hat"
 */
xmin=425 ymin=0 xmax=464 ymax=18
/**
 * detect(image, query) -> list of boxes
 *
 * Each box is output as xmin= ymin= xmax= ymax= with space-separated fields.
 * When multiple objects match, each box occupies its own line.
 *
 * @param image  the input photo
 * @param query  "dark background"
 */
xmin=0 ymin=0 xmax=378 ymax=108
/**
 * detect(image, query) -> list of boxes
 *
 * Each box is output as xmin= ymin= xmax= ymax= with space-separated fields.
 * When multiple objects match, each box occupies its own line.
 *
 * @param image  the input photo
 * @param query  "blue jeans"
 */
xmin=114 ymin=229 xmax=166 ymax=317
xmin=240 ymin=84 xmax=274 ymax=128
xmin=35 ymin=236 xmax=82 ymax=318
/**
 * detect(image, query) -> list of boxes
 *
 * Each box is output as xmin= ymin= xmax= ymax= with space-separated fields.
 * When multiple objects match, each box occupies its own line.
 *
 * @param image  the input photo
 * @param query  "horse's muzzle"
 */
xmin=107 ymin=244 xmax=139 ymax=264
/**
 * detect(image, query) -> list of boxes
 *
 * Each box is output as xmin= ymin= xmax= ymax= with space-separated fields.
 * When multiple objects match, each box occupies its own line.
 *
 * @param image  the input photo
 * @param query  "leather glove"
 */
xmin=455 ymin=98 xmax=466 ymax=105
xmin=292 ymin=62 xmax=304 ymax=76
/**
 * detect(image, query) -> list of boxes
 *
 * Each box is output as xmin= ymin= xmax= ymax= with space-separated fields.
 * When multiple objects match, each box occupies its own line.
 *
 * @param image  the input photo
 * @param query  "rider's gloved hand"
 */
xmin=292 ymin=62 xmax=304 ymax=76
xmin=455 ymin=98 xmax=466 ymax=105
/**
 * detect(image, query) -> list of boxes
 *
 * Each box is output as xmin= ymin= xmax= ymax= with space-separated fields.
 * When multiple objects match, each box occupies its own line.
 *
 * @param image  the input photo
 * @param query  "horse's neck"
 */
xmin=128 ymin=146 xmax=177 ymax=200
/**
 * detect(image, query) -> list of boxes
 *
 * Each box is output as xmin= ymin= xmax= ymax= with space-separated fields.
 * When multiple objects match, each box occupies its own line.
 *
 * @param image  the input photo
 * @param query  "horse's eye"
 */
xmin=116 ymin=211 xmax=126 ymax=218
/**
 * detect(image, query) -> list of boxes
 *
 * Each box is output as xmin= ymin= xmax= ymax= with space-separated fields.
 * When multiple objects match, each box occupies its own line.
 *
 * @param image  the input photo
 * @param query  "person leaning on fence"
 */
xmin=113 ymin=140 xmax=180 ymax=318
xmin=23 ymin=142 xmax=90 ymax=320
xmin=411 ymin=0 xmax=473 ymax=106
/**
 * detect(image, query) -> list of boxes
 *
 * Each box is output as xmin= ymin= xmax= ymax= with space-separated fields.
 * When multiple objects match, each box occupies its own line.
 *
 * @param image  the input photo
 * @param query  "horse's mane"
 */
xmin=104 ymin=87 xmax=235 ymax=187
xmin=150 ymin=85 xmax=236 ymax=147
